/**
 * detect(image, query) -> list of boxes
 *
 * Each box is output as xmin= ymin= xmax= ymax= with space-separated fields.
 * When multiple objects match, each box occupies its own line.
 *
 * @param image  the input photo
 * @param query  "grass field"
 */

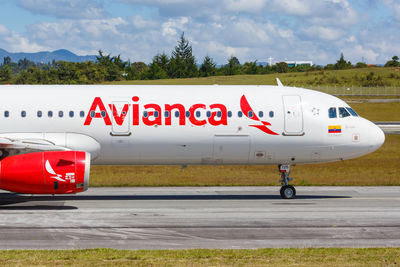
xmin=108 ymin=67 xmax=400 ymax=88
xmin=0 ymin=248 xmax=399 ymax=266
xmin=350 ymin=102 xmax=400 ymax=121
xmin=91 ymin=134 xmax=400 ymax=187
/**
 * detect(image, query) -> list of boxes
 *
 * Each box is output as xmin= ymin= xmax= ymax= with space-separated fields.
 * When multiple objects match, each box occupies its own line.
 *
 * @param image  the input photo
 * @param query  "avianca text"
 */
xmin=84 ymin=97 xmax=228 ymax=126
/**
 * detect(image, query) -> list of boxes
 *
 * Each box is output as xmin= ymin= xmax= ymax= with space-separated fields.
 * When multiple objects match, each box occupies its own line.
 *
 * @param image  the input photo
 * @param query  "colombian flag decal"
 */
xmin=328 ymin=125 xmax=341 ymax=133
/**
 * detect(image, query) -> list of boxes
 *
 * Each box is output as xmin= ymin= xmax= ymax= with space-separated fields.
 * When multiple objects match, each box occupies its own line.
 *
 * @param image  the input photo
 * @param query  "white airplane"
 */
xmin=0 ymin=80 xmax=385 ymax=199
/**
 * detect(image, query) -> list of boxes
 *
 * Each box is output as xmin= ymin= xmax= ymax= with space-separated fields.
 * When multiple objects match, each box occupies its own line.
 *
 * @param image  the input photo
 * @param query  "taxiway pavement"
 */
xmin=0 ymin=186 xmax=400 ymax=249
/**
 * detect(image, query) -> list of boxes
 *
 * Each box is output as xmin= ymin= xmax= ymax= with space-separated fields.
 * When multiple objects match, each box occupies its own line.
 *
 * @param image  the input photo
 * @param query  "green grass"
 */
xmin=350 ymin=102 xmax=400 ymax=121
xmin=108 ymin=67 xmax=400 ymax=88
xmin=0 ymin=248 xmax=399 ymax=266
xmin=91 ymin=135 xmax=400 ymax=187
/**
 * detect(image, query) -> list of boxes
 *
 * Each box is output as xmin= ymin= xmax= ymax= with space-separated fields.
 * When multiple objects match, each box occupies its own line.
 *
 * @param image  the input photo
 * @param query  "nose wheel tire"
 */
xmin=280 ymin=185 xmax=296 ymax=199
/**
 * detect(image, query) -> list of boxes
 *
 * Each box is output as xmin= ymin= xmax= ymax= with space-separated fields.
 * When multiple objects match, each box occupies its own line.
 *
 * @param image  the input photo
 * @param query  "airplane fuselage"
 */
xmin=0 ymin=85 xmax=384 ymax=166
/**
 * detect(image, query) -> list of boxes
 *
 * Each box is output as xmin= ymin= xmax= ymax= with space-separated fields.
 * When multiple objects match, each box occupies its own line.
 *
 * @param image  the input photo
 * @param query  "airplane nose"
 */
xmin=369 ymin=123 xmax=385 ymax=153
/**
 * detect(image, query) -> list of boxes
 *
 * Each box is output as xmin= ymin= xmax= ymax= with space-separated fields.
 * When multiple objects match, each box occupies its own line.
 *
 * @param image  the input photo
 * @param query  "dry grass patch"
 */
xmin=350 ymin=102 xmax=400 ymax=121
xmin=0 ymin=248 xmax=399 ymax=266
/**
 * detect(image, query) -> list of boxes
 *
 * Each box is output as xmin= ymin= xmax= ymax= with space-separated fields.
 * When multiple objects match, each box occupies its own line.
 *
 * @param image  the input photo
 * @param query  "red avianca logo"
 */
xmin=240 ymin=95 xmax=279 ymax=135
xmin=84 ymin=95 xmax=278 ymax=135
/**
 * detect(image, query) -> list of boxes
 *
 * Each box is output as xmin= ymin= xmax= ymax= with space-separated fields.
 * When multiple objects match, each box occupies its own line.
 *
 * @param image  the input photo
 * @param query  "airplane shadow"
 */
xmin=0 ymin=192 xmax=351 ymax=210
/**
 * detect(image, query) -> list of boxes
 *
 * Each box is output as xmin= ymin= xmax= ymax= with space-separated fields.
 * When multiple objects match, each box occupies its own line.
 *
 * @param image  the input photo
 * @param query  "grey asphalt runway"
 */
xmin=0 ymin=186 xmax=400 ymax=249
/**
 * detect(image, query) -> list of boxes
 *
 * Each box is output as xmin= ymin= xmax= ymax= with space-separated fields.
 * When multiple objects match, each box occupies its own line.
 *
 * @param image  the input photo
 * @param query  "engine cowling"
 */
xmin=0 ymin=151 xmax=90 ymax=194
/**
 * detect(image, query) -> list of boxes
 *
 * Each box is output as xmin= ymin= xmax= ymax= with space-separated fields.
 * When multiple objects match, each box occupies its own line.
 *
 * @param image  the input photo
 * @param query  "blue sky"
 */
xmin=0 ymin=0 xmax=399 ymax=65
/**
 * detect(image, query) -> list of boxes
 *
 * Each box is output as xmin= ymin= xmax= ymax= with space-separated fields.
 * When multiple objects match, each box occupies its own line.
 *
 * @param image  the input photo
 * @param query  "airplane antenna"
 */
xmin=276 ymin=78 xmax=283 ymax=87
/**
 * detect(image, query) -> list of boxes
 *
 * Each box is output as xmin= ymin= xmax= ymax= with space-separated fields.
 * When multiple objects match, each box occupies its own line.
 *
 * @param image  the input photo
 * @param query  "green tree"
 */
xmin=153 ymin=53 xmax=170 ymax=74
xmin=224 ymin=56 xmax=241 ymax=75
xmin=275 ymin=62 xmax=289 ymax=73
xmin=0 ymin=65 xmax=12 ymax=82
xmin=243 ymin=61 xmax=259 ymax=74
xmin=334 ymin=53 xmax=353 ymax=69
xmin=355 ymin=62 xmax=367 ymax=68
xmin=293 ymin=64 xmax=312 ymax=72
xmin=169 ymin=33 xmax=198 ymax=78
xmin=384 ymin=56 xmax=400 ymax=67
xmin=3 ymin=56 xmax=11 ymax=65
xmin=18 ymin=58 xmax=36 ymax=70
xmin=14 ymin=67 xmax=50 ymax=84
xmin=96 ymin=50 xmax=124 ymax=81
xmin=144 ymin=54 xmax=169 ymax=80
xmin=199 ymin=56 xmax=217 ymax=77
xmin=324 ymin=64 xmax=335 ymax=70
xmin=126 ymin=62 xmax=148 ymax=80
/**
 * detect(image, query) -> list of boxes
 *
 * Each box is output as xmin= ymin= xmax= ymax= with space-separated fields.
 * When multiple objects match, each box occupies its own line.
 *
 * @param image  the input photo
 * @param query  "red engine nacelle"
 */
xmin=0 ymin=151 xmax=90 ymax=194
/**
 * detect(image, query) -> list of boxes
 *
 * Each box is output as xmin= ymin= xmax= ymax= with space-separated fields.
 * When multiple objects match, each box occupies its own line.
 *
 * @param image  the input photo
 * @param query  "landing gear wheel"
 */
xmin=280 ymin=185 xmax=296 ymax=199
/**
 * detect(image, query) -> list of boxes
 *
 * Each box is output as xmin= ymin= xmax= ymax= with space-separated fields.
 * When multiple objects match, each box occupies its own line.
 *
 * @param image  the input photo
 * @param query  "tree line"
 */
xmin=0 ymin=33 xmax=399 ymax=84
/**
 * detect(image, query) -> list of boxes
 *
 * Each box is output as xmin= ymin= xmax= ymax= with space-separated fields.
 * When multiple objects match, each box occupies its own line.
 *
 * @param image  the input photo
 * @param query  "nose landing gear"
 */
xmin=279 ymin=164 xmax=296 ymax=199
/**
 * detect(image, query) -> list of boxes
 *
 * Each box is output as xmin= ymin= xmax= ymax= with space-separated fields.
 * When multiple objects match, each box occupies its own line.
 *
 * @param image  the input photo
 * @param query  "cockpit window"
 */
xmin=346 ymin=107 xmax=358 ymax=117
xmin=328 ymin=107 xmax=337 ymax=118
xmin=339 ymin=107 xmax=350 ymax=118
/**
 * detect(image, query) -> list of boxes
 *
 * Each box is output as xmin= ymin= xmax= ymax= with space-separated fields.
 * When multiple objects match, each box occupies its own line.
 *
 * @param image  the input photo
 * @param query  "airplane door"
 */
xmin=213 ymin=135 xmax=250 ymax=164
xmin=282 ymin=95 xmax=304 ymax=136
xmin=110 ymin=101 xmax=131 ymax=136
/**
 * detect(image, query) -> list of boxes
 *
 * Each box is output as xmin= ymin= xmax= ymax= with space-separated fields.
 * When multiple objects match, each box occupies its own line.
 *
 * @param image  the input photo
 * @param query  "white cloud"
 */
xmin=0 ymin=23 xmax=46 ymax=52
xmin=0 ymin=24 xmax=9 ymax=35
xmin=1 ymin=0 xmax=399 ymax=66
xmin=223 ymin=0 xmax=268 ymax=13
xmin=161 ymin=17 xmax=189 ymax=38
xmin=343 ymin=45 xmax=379 ymax=63
xmin=303 ymin=26 xmax=344 ymax=41
xmin=382 ymin=0 xmax=400 ymax=22
xmin=132 ymin=15 xmax=158 ymax=29
xmin=16 ymin=0 xmax=107 ymax=19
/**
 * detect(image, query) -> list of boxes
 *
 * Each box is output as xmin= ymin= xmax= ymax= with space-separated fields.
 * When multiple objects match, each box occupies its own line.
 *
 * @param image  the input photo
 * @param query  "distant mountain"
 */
xmin=0 ymin=49 xmax=97 ymax=64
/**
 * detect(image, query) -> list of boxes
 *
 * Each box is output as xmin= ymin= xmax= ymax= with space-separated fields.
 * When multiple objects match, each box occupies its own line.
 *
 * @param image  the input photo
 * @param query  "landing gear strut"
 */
xmin=279 ymin=164 xmax=296 ymax=199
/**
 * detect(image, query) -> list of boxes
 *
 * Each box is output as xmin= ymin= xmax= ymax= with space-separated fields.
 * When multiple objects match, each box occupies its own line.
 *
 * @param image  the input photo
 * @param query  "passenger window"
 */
xmin=143 ymin=111 xmax=148 ymax=118
xmin=37 ymin=111 xmax=42 ymax=118
xmin=175 ymin=111 xmax=180 ymax=118
xmin=269 ymin=111 xmax=274 ymax=118
xmin=346 ymin=107 xmax=358 ymax=117
xmin=59 ymin=111 xmax=64 ymax=118
xmin=217 ymin=111 xmax=222 ymax=118
xmin=154 ymin=111 xmax=159 ymax=118
xmin=48 ymin=111 xmax=53 ymax=118
xmin=259 ymin=111 xmax=263 ymax=118
xmin=4 ymin=111 xmax=9 ymax=118
xmin=100 ymin=111 xmax=106 ymax=118
xmin=69 ymin=111 xmax=74 ymax=118
xmin=227 ymin=111 xmax=232 ymax=118
xmin=89 ymin=111 xmax=94 ymax=118
xmin=196 ymin=111 xmax=201 ymax=118
xmin=238 ymin=111 xmax=243 ymax=118
xmin=80 ymin=111 xmax=85 ymax=118
xmin=248 ymin=111 xmax=253 ymax=118
xmin=164 ymin=111 xmax=170 ymax=118
xmin=206 ymin=111 xmax=211 ymax=118
xmin=185 ymin=111 xmax=190 ymax=118
xmin=328 ymin=107 xmax=337 ymax=118
xmin=339 ymin=107 xmax=350 ymax=118
xmin=21 ymin=111 xmax=26 ymax=117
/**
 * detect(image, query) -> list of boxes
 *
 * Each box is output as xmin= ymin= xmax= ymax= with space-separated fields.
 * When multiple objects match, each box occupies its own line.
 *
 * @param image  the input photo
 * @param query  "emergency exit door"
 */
xmin=110 ymin=101 xmax=131 ymax=136
xmin=282 ymin=95 xmax=304 ymax=136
